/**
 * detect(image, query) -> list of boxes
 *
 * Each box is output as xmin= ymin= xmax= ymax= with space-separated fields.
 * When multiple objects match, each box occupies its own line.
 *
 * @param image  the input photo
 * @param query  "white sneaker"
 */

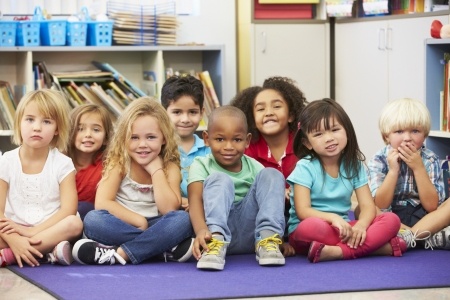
xmin=255 ymin=234 xmax=285 ymax=266
xmin=47 ymin=241 xmax=73 ymax=266
xmin=425 ymin=226 xmax=450 ymax=250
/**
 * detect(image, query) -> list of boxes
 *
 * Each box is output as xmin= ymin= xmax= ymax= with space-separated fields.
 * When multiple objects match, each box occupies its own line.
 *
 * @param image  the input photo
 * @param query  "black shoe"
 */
xmin=72 ymin=239 xmax=126 ymax=265
xmin=164 ymin=238 xmax=194 ymax=262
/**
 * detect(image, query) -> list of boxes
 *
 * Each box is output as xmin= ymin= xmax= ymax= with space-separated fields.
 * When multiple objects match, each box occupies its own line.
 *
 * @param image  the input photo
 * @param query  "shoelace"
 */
xmin=257 ymin=235 xmax=282 ymax=252
xmin=400 ymin=229 xmax=430 ymax=249
xmin=95 ymin=247 xmax=117 ymax=264
xmin=204 ymin=238 xmax=228 ymax=256
xmin=424 ymin=232 xmax=442 ymax=250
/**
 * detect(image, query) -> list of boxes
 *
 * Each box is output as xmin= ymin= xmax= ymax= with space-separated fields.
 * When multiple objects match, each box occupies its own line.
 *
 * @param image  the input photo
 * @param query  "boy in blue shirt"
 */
xmin=188 ymin=106 xmax=286 ymax=270
xmin=161 ymin=75 xmax=211 ymax=210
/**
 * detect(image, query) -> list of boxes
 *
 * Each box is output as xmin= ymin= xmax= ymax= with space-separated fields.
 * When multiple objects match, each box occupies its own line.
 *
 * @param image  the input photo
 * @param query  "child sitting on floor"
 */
xmin=188 ymin=106 xmax=286 ymax=270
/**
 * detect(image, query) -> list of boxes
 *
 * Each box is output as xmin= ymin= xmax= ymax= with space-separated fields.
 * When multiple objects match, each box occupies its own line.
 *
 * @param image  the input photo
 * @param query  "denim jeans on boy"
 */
xmin=83 ymin=209 xmax=193 ymax=264
xmin=203 ymin=168 xmax=285 ymax=254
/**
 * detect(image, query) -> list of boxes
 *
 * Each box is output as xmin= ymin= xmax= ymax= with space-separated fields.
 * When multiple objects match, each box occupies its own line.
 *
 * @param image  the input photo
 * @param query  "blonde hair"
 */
xmin=102 ymin=97 xmax=180 ymax=180
xmin=67 ymin=103 xmax=114 ymax=163
xmin=379 ymin=98 xmax=431 ymax=144
xmin=13 ymin=89 xmax=71 ymax=152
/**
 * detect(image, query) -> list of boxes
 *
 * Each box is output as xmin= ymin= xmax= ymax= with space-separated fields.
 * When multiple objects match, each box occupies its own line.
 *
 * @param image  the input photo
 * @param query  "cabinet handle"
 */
xmin=261 ymin=31 xmax=266 ymax=53
xmin=378 ymin=28 xmax=386 ymax=51
xmin=386 ymin=27 xmax=393 ymax=50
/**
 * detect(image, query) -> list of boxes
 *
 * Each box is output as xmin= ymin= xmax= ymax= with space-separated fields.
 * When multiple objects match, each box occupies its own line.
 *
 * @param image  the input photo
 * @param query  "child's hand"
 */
xmin=387 ymin=148 xmax=401 ymax=173
xmin=8 ymin=236 xmax=43 ymax=268
xmin=193 ymin=228 xmax=212 ymax=260
xmin=280 ymin=242 xmax=296 ymax=257
xmin=398 ymin=142 xmax=424 ymax=172
xmin=0 ymin=219 xmax=33 ymax=237
xmin=181 ymin=197 xmax=189 ymax=211
xmin=330 ymin=215 xmax=352 ymax=243
xmin=347 ymin=222 xmax=367 ymax=248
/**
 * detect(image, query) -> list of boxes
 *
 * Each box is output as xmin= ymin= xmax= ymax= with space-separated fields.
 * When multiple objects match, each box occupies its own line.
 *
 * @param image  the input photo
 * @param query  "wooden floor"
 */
xmin=1 ymin=268 xmax=450 ymax=300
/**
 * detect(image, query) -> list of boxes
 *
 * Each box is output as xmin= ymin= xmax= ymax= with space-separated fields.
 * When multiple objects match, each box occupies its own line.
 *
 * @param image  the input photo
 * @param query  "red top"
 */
xmin=76 ymin=154 xmax=103 ymax=204
xmin=245 ymin=132 xmax=298 ymax=187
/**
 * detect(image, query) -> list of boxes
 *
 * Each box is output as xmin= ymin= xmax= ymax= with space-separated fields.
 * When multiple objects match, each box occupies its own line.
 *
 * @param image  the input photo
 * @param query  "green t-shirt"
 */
xmin=188 ymin=154 xmax=264 ymax=203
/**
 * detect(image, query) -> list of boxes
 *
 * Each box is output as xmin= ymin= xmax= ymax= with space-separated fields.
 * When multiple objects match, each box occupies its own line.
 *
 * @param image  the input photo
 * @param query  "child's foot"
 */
xmin=425 ymin=226 xmax=450 ymax=250
xmin=398 ymin=229 xmax=430 ymax=249
xmin=72 ymin=239 xmax=126 ymax=265
xmin=307 ymin=242 xmax=343 ymax=263
xmin=46 ymin=241 xmax=73 ymax=265
xmin=0 ymin=248 xmax=16 ymax=267
xmin=255 ymin=234 xmax=285 ymax=266
xmin=163 ymin=237 xmax=194 ymax=262
xmin=197 ymin=236 xmax=228 ymax=271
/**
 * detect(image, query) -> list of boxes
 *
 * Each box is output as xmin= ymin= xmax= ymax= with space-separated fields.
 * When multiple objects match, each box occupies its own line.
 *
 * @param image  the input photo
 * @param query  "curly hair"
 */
xmin=101 ymin=97 xmax=180 ymax=181
xmin=160 ymin=75 xmax=204 ymax=110
xmin=230 ymin=76 xmax=307 ymax=141
xmin=67 ymin=103 xmax=114 ymax=165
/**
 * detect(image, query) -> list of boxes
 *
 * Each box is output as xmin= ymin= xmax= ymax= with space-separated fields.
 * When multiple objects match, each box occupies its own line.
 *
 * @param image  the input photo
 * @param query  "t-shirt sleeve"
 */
xmin=188 ymin=156 xmax=209 ymax=184
xmin=56 ymin=152 xmax=76 ymax=184
xmin=353 ymin=161 xmax=369 ymax=190
xmin=287 ymin=159 xmax=314 ymax=189
xmin=0 ymin=152 xmax=11 ymax=183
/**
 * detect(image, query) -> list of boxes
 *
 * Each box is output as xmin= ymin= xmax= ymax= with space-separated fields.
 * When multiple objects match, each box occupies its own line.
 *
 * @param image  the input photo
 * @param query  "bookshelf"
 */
xmin=425 ymin=38 xmax=450 ymax=159
xmin=0 ymin=45 xmax=225 ymax=152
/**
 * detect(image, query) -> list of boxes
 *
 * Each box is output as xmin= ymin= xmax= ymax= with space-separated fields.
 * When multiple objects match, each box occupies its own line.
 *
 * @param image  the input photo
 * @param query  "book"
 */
xmin=0 ymin=92 xmax=13 ymax=130
xmin=92 ymin=61 xmax=146 ymax=97
xmin=0 ymin=82 xmax=16 ymax=129
xmin=65 ymin=85 xmax=84 ymax=105
xmin=107 ymin=81 xmax=130 ymax=104
xmin=199 ymin=71 xmax=220 ymax=108
xmin=90 ymin=82 xmax=124 ymax=117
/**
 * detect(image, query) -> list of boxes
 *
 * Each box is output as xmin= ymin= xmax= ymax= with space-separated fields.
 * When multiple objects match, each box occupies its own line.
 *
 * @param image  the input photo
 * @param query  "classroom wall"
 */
xmin=0 ymin=0 xmax=238 ymax=105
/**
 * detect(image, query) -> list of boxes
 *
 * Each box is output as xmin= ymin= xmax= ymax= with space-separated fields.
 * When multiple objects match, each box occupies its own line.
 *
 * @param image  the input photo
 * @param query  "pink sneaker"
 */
xmin=390 ymin=236 xmax=407 ymax=257
xmin=47 ymin=241 xmax=73 ymax=266
xmin=0 ymin=248 xmax=17 ymax=266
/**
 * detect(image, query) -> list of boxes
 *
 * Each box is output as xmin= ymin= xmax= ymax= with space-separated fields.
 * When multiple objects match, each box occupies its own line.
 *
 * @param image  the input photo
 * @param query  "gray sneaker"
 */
xmin=197 ymin=237 xmax=228 ymax=271
xmin=255 ymin=234 xmax=285 ymax=266
xmin=397 ymin=229 xmax=430 ymax=249
xmin=425 ymin=226 xmax=450 ymax=250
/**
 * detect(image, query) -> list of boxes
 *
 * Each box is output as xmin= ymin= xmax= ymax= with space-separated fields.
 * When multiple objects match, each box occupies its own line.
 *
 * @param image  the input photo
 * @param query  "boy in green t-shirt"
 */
xmin=188 ymin=106 xmax=286 ymax=270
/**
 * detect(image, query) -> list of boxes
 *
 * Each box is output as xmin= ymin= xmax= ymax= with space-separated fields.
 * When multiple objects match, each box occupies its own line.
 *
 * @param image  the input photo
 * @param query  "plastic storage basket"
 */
xmin=16 ymin=20 xmax=40 ymax=46
xmin=66 ymin=21 xmax=88 ymax=46
xmin=35 ymin=7 xmax=66 ymax=46
xmin=87 ymin=20 xmax=113 ymax=46
xmin=0 ymin=21 xmax=17 ymax=46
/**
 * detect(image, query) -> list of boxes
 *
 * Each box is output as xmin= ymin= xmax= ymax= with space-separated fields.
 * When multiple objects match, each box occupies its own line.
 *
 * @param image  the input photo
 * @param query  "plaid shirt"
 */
xmin=367 ymin=145 xmax=445 ymax=208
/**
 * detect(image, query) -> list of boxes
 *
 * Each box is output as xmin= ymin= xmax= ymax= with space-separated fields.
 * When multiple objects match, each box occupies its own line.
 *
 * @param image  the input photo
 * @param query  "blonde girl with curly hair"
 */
xmin=72 ymin=97 xmax=194 ymax=265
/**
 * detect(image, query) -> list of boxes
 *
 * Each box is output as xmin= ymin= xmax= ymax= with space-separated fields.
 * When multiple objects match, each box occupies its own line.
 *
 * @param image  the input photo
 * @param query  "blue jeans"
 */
xmin=203 ymin=168 xmax=285 ymax=254
xmin=83 ymin=209 xmax=193 ymax=264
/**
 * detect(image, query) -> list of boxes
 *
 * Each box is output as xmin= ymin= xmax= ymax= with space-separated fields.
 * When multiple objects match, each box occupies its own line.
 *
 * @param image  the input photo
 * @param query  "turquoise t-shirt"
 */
xmin=188 ymin=154 xmax=264 ymax=203
xmin=286 ymin=157 xmax=367 ymax=235
xmin=179 ymin=134 xmax=211 ymax=197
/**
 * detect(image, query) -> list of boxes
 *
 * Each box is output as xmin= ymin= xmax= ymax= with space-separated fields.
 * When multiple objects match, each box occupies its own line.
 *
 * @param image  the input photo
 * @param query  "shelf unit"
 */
xmin=425 ymin=39 xmax=450 ymax=159
xmin=0 ymin=45 xmax=225 ymax=152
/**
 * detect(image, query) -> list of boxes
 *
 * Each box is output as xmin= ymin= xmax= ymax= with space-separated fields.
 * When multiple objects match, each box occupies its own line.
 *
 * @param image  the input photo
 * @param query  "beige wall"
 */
xmin=237 ymin=1 xmax=252 ymax=91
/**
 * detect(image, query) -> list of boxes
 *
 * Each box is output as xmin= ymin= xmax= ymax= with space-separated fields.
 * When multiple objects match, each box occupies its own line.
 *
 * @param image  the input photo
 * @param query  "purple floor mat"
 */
xmin=8 ymin=250 xmax=450 ymax=300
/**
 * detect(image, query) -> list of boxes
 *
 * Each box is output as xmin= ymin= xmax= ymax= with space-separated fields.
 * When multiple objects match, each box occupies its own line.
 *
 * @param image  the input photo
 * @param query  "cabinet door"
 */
xmin=335 ymin=20 xmax=389 ymax=158
xmin=252 ymin=24 xmax=329 ymax=101
xmin=388 ymin=15 xmax=448 ymax=102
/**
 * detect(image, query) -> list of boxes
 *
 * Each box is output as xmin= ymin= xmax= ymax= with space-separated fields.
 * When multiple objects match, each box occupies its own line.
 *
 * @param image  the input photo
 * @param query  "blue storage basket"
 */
xmin=0 ymin=21 xmax=17 ymax=46
xmin=87 ymin=20 xmax=113 ymax=46
xmin=40 ymin=20 xmax=67 ymax=46
xmin=16 ymin=20 xmax=40 ymax=46
xmin=66 ymin=21 xmax=88 ymax=46
xmin=33 ymin=7 xmax=66 ymax=46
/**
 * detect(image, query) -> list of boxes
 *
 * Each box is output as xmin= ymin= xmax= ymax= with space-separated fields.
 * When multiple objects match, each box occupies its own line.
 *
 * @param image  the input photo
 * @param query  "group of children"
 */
xmin=1 ymin=74 xmax=449 ymax=271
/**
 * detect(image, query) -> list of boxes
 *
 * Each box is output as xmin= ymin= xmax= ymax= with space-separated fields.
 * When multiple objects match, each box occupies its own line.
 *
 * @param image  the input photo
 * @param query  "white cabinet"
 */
xmin=251 ymin=23 xmax=330 ymax=102
xmin=335 ymin=15 xmax=448 ymax=159
xmin=0 ymin=45 xmax=225 ymax=152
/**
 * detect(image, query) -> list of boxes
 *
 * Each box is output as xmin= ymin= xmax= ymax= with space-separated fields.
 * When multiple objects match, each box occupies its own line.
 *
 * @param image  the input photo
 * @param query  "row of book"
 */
xmin=440 ymin=53 xmax=450 ymax=132
xmin=1 ymin=62 xmax=221 ymax=130
xmin=0 ymin=81 xmax=16 ymax=130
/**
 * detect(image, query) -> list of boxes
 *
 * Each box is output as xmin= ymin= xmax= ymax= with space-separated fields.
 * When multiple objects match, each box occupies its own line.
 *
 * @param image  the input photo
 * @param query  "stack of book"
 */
xmin=35 ymin=60 xmax=147 ymax=120
xmin=440 ymin=53 xmax=450 ymax=132
xmin=0 ymin=81 xmax=16 ymax=130
xmin=107 ymin=1 xmax=177 ymax=46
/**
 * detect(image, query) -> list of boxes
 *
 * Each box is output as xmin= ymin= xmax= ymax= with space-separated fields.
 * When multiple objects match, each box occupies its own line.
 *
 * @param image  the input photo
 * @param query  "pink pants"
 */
xmin=289 ymin=212 xmax=401 ymax=259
